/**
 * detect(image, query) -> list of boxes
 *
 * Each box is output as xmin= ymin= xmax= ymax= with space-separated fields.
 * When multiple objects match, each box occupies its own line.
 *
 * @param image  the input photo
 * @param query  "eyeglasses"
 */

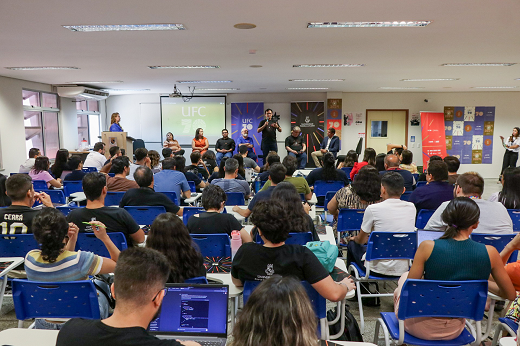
xmin=152 ymin=287 xmax=167 ymax=302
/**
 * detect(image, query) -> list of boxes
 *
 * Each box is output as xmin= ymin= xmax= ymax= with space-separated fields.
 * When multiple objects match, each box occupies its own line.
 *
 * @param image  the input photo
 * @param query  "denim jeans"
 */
xmin=288 ymin=152 xmax=307 ymax=169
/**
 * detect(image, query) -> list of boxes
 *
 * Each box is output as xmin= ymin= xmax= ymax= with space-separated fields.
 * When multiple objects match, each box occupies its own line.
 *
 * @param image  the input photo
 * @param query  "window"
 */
xmin=76 ymin=100 xmax=101 ymax=148
xmin=22 ymin=90 xmax=60 ymax=159
xmin=371 ymin=121 xmax=388 ymax=138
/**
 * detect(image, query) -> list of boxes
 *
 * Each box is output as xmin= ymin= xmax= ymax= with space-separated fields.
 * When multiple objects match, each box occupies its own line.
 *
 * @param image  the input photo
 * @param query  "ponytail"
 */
xmin=440 ymin=197 xmax=480 ymax=239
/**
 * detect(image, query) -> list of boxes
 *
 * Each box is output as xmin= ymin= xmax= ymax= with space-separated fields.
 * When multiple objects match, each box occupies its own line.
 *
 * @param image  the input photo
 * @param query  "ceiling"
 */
xmin=1 ymin=0 xmax=520 ymax=95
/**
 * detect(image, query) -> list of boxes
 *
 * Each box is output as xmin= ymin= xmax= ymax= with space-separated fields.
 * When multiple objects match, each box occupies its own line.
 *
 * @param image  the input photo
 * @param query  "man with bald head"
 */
xmin=379 ymin=154 xmax=415 ymax=191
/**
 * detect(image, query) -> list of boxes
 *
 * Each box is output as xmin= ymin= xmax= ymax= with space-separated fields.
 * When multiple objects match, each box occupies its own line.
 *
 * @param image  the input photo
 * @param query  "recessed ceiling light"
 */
xmin=401 ymin=78 xmax=459 ymax=81
xmin=379 ymin=87 xmax=425 ymax=90
xmin=471 ymin=86 xmax=518 ymax=89
xmin=286 ymin=87 xmax=329 ymax=90
xmin=67 ymin=81 xmax=123 ymax=84
xmin=289 ymin=79 xmax=345 ymax=82
xmin=63 ymin=24 xmax=185 ymax=32
xmin=234 ymin=23 xmax=256 ymax=29
xmin=197 ymin=88 xmax=240 ymax=91
xmin=148 ymin=65 xmax=219 ymax=69
xmin=6 ymin=66 xmax=79 ymax=70
xmin=101 ymin=89 xmax=150 ymax=93
xmin=308 ymin=21 xmax=431 ymax=28
xmin=441 ymin=63 xmax=516 ymax=67
xmin=293 ymin=64 xmax=364 ymax=68
xmin=249 ymin=65 xmax=263 ymax=68
xmin=177 ymin=80 xmax=232 ymax=84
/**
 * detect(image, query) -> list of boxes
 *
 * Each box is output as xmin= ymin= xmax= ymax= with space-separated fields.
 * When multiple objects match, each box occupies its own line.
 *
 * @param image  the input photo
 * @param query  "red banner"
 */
xmin=420 ymin=112 xmax=447 ymax=170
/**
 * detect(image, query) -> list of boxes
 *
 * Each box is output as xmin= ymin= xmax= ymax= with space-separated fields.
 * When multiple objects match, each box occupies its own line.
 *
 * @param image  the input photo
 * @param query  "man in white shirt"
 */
xmin=425 ymin=171 xmax=513 ymax=234
xmin=19 ymin=147 xmax=40 ymax=173
xmin=83 ymin=142 xmax=106 ymax=171
xmin=347 ymin=172 xmax=416 ymax=276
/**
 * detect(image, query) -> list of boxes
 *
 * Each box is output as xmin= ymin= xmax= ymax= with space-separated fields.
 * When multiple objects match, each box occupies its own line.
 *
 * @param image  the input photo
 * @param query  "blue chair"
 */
xmin=225 ymin=192 xmax=245 ymax=206
xmin=182 ymin=207 xmax=205 ymax=225
xmin=400 ymin=191 xmax=412 ymax=201
xmin=56 ymin=205 xmax=81 ymax=216
xmin=160 ymin=191 xmax=178 ymax=206
xmin=185 ymin=276 xmax=209 ymax=284
xmin=124 ymin=206 xmax=166 ymax=226
xmin=82 ymin=167 xmax=98 ymax=173
xmin=416 ymin=181 xmax=427 ymax=188
xmin=341 ymin=167 xmax=353 ymax=179
xmin=314 ymin=180 xmax=345 ymax=200
xmin=507 ymin=209 xmax=520 ymax=231
xmin=32 ymin=180 xmax=48 ymax=191
xmin=374 ymin=279 xmax=488 ymax=346
xmin=471 ymin=233 xmax=518 ymax=263
xmin=12 ymin=279 xmax=100 ymax=328
xmin=191 ymin=234 xmax=231 ymax=273
xmin=188 ymin=181 xmax=196 ymax=193
xmin=320 ymin=191 xmax=337 ymax=224
xmin=105 ymin=191 xmax=125 ymax=206
xmin=415 ymin=209 xmax=435 ymax=229
xmin=349 ymin=231 xmax=417 ymax=333
xmin=254 ymin=180 xmax=267 ymax=193
xmin=491 ymin=317 xmax=518 ymax=346
xmin=108 ymin=173 xmax=115 ymax=177
xmin=336 ymin=209 xmax=365 ymax=244
xmin=255 ymin=232 xmax=313 ymax=245
xmin=0 ymin=234 xmax=39 ymax=257
xmin=34 ymin=189 xmax=66 ymax=205
xmin=63 ymin=181 xmax=83 ymax=197
xmin=75 ymin=232 xmax=127 ymax=257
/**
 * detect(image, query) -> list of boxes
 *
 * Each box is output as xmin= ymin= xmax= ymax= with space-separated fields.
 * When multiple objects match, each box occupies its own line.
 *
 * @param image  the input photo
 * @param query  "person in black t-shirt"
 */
xmin=66 ymin=173 xmax=145 ymax=246
xmin=185 ymin=152 xmax=210 ymax=180
xmin=231 ymin=200 xmax=355 ymax=302
xmin=187 ymin=184 xmax=252 ymax=243
xmin=64 ymin=156 xmax=88 ymax=181
xmin=257 ymin=108 xmax=282 ymax=165
xmin=0 ymin=174 xmax=53 ymax=234
xmin=215 ymin=129 xmax=236 ymax=166
xmin=56 ymin=247 xmax=200 ymax=346
xmin=172 ymin=156 xmax=205 ymax=191
xmin=285 ymin=126 xmax=307 ymax=169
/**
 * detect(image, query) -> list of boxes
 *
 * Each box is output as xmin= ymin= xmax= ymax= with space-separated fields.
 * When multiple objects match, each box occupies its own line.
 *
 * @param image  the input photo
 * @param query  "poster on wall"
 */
xmin=291 ymin=101 xmax=324 ymax=168
xmin=327 ymin=99 xmax=342 ymax=141
xmin=420 ymin=112 xmax=447 ymax=168
xmin=231 ymin=102 xmax=264 ymax=157
xmin=444 ymin=106 xmax=494 ymax=164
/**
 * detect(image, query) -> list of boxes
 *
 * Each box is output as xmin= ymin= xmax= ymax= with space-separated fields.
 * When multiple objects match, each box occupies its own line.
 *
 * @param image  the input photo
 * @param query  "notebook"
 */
xmin=149 ymin=284 xmax=229 ymax=346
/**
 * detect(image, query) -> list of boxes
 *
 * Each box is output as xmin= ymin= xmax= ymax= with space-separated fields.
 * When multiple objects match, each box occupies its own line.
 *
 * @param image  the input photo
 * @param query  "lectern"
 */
xmin=101 ymin=132 xmax=134 ymax=159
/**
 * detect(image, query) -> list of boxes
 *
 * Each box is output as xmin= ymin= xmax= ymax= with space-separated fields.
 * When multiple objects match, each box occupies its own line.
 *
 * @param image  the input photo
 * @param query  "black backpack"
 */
xmin=326 ymin=304 xmax=363 ymax=342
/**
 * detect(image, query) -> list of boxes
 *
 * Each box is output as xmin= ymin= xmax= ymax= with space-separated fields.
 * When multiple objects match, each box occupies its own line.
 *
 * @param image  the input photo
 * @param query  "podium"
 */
xmin=101 ymin=132 xmax=134 ymax=158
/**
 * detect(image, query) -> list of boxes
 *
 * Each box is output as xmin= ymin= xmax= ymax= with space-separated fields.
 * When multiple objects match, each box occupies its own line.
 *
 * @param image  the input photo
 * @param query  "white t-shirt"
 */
xmin=360 ymin=198 xmax=416 ymax=275
xmin=506 ymin=137 xmax=520 ymax=153
xmin=83 ymin=151 xmax=106 ymax=171
xmin=424 ymin=198 xmax=513 ymax=234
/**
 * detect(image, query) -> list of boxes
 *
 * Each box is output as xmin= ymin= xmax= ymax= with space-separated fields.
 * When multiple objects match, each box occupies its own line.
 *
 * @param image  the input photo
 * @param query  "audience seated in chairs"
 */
xmin=0 ymin=174 xmax=11 ymax=207
xmin=489 ymin=166 xmax=520 ymax=208
xmin=238 ymin=145 xmax=260 ymax=172
xmin=185 ymin=151 xmax=210 ymax=180
xmin=257 ymin=152 xmax=280 ymax=182
xmin=379 ymin=154 xmax=415 ymax=191
xmin=146 ymin=212 xmax=206 ymax=283
xmin=259 ymin=155 xmax=312 ymax=200
xmin=202 ymin=150 xmax=218 ymax=174
xmin=119 ymin=166 xmax=182 ymax=216
xmin=56 ymin=247 xmax=200 ymax=346
xmin=398 ymin=149 xmax=418 ymax=174
xmin=347 ymin=172 xmax=416 ymax=277
xmin=394 ymin=197 xmax=515 ymax=340
xmin=64 ymin=156 xmax=87 ymax=182
xmin=101 ymin=156 xmax=139 ymax=192
xmin=26 ymin=208 xmax=120 ymax=329
xmin=187 ymin=184 xmax=251 ymax=243
xmin=154 ymin=157 xmax=191 ymax=200
xmin=417 ymin=155 xmax=443 ymax=182
xmin=444 ymin=155 xmax=460 ymax=185
xmin=306 ymin=152 xmax=350 ymax=205
xmin=0 ymin=174 xmax=53 ymax=233
xmin=409 ymin=160 xmax=454 ymax=213
xmin=29 ymin=156 xmax=62 ymax=189
xmin=147 ymin=150 xmax=161 ymax=173
xmin=83 ymin=142 xmax=106 ymax=172
xmin=128 ymin=148 xmax=150 ymax=181
xmin=490 ymin=232 xmax=520 ymax=293
xmin=67 ymin=172 xmax=145 ymax=246
xmin=50 ymin=149 xmax=70 ymax=180
xmin=350 ymin=148 xmax=376 ymax=180
xmin=229 ymin=275 xmax=318 ymax=346
xmin=232 ymin=153 xmax=246 ymax=179
xmin=102 ymin=146 xmax=122 ymax=167
xmin=173 ymin=156 xmax=205 ymax=190
xmin=425 ymin=172 xmax=514 ymax=234
xmin=210 ymin=158 xmax=251 ymax=199
xmin=19 ymin=147 xmax=41 ymax=173
xmin=337 ymin=149 xmax=358 ymax=170
xmin=231 ymin=200 xmax=355 ymax=301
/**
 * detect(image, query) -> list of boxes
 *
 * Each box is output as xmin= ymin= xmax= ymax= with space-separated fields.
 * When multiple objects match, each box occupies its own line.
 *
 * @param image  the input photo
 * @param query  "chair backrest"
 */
xmin=63 ymin=181 xmax=83 ymax=197
xmin=12 ymin=279 xmax=101 ymax=321
xmin=182 ymin=207 xmax=205 ymax=225
xmin=191 ymin=234 xmax=231 ymax=259
xmin=187 ymin=181 xmax=196 ymax=192
xmin=398 ymin=279 xmax=488 ymax=321
xmin=341 ymin=167 xmax=353 ymax=178
xmin=400 ymin=191 xmax=412 ymax=201
xmin=160 ymin=191 xmax=178 ymax=206
xmin=313 ymin=180 xmax=345 ymax=198
xmin=75 ymin=232 xmax=127 ymax=257
xmin=82 ymin=167 xmax=98 ymax=173
xmin=322 ymin=191 xmax=336 ymax=211
xmin=471 ymin=233 xmax=518 ymax=263
xmin=108 ymin=173 xmax=115 ymax=177
xmin=416 ymin=181 xmax=427 ymax=188
xmin=56 ymin=205 xmax=81 ymax=216
xmin=337 ymin=209 xmax=365 ymax=233
xmin=185 ymin=276 xmax=209 ymax=284
xmin=255 ymin=232 xmax=313 ymax=245
xmin=32 ymin=180 xmax=48 ymax=191
xmin=507 ymin=209 xmax=520 ymax=232
xmin=254 ymin=180 xmax=267 ymax=193
xmin=104 ymin=191 xmax=125 ymax=206
xmin=225 ymin=192 xmax=245 ymax=206
xmin=415 ymin=209 xmax=435 ymax=229
xmin=0 ymin=234 xmax=39 ymax=257
xmin=412 ymin=173 xmax=419 ymax=182
xmin=365 ymin=231 xmax=417 ymax=261
xmin=37 ymin=189 xmax=66 ymax=205
xmin=123 ymin=206 xmax=166 ymax=226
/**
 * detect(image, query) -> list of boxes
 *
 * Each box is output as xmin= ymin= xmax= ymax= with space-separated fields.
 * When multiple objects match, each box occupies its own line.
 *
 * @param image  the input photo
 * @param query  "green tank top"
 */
xmin=424 ymin=238 xmax=491 ymax=281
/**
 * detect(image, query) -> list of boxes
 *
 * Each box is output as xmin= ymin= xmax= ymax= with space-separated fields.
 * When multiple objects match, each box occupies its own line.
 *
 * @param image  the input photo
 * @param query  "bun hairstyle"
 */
xmin=32 ymin=208 xmax=69 ymax=263
xmin=440 ymin=197 xmax=480 ymax=239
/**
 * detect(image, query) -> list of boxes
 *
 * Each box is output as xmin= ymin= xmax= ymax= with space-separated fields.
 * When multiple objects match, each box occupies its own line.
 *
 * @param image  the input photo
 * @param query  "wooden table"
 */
xmin=0 ymin=329 xmax=59 ymax=346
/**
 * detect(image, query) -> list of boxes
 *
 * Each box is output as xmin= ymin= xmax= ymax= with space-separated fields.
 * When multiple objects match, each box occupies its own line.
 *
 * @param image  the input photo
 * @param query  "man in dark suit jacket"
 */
xmin=379 ymin=154 xmax=416 ymax=191
xmin=311 ymin=127 xmax=340 ymax=167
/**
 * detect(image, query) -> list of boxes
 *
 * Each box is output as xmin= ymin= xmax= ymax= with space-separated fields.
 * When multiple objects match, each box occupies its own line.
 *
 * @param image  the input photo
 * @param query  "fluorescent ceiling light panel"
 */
xmin=286 ymin=87 xmax=329 ymax=90
xmin=101 ymin=89 xmax=150 ymax=92
xmin=379 ymin=87 xmax=425 ymax=90
xmin=63 ymin=24 xmax=185 ymax=32
xmin=472 ymin=86 xmax=518 ymax=89
xmin=67 ymin=81 xmax=123 ymax=84
xmin=441 ymin=63 xmax=516 ymax=67
xmin=293 ymin=64 xmax=364 ymax=68
xmin=289 ymin=79 xmax=344 ymax=82
xmin=148 ymin=65 xmax=219 ymax=69
xmin=401 ymin=78 xmax=459 ymax=81
xmin=177 ymin=80 xmax=232 ymax=84
xmin=5 ymin=66 xmax=79 ymax=70
xmin=197 ymin=88 xmax=240 ymax=91
xmin=308 ymin=21 xmax=431 ymax=28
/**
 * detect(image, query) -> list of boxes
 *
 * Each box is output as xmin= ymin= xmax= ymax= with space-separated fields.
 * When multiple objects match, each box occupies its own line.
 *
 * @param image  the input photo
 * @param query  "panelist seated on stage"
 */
xmin=236 ymin=128 xmax=257 ymax=161
xmin=163 ymin=132 xmax=185 ymax=156
xmin=192 ymin=127 xmax=209 ymax=156
xmin=215 ymin=128 xmax=236 ymax=166
xmin=285 ymin=126 xmax=307 ymax=170
xmin=310 ymin=127 xmax=340 ymax=168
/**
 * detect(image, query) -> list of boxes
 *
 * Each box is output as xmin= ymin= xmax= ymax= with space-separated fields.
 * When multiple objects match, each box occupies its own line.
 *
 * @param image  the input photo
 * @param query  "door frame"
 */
xmin=365 ymin=109 xmax=409 ymax=148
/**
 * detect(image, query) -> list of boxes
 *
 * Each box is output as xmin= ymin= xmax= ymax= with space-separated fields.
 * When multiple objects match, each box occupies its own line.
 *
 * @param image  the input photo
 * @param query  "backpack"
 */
xmin=305 ymin=241 xmax=338 ymax=272
xmin=327 ymin=304 xmax=363 ymax=342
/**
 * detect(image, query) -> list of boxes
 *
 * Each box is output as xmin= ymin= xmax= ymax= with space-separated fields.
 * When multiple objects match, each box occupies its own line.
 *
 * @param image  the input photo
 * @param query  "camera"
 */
xmin=272 ymin=112 xmax=280 ymax=122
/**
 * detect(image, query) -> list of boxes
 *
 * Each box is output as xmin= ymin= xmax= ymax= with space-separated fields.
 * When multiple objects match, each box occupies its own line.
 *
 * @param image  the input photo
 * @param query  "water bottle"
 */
xmin=231 ymin=230 xmax=242 ymax=260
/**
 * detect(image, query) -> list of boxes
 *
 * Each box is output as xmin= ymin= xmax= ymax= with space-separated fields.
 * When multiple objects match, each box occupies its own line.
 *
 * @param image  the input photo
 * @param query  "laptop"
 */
xmin=149 ymin=284 xmax=229 ymax=346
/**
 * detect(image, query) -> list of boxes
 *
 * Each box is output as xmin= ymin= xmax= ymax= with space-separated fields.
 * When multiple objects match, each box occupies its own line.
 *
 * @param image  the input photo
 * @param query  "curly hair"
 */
xmin=32 ymin=208 xmax=69 ymax=263
xmin=352 ymin=165 xmax=382 ymax=202
xmin=250 ymin=200 xmax=289 ymax=244
xmin=146 ymin=213 xmax=204 ymax=282
xmin=148 ymin=150 xmax=161 ymax=168
xmin=271 ymin=182 xmax=308 ymax=234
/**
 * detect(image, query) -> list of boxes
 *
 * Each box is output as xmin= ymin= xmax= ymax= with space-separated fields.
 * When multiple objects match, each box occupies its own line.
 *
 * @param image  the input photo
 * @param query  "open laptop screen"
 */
xmin=149 ymin=284 xmax=228 ymax=336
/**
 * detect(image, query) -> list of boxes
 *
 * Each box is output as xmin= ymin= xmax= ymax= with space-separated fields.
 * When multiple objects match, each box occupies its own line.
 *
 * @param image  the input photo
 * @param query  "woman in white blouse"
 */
xmin=500 ymin=127 xmax=520 ymax=181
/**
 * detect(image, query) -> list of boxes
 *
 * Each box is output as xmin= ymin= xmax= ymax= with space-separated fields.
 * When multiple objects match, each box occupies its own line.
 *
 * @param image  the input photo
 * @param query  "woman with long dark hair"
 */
xmin=393 ymin=197 xmax=515 ymax=340
xmin=399 ymin=149 xmax=418 ymax=173
xmin=350 ymin=147 xmax=376 ymax=179
xmin=146 ymin=212 xmax=206 ymax=282
xmin=489 ymin=167 xmax=520 ymax=208
xmin=305 ymin=152 xmax=349 ymax=205
xmin=50 ymin=149 xmax=70 ymax=179
xmin=29 ymin=156 xmax=62 ymax=188
xmin=337 ymin=150 xmax=358 ymax=169
xmin=375 ymin=153 xmax=386 ymax=172
xmin=0 ymin=174 xmax=11 ymax=207
xmin=500 ymin=127 xmax=520 ymax=181
xmin=202 ymin=150 xmax=218 ymax=173
xmin=192 ymin=128 xmax=209 ymax=156
xmin=230 ymin=275 xmax=318 ymax=346
xmin=233 ymin=154 xmax=246 ymax=179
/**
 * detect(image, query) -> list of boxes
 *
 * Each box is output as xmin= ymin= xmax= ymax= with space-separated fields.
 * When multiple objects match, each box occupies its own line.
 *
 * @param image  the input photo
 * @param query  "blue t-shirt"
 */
xmin=153 ymin=170 xmax=190 ymax=201
xmin=236 ymin=136 xmax=254 ymax=154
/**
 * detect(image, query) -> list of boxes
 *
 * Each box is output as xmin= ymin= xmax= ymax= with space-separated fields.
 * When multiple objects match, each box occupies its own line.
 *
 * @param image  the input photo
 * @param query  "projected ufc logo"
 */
xmin=181 ymin=107 xmax=206 ymax=117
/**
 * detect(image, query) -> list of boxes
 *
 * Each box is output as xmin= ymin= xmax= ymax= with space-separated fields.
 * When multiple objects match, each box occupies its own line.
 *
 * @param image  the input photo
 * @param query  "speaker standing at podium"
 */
xmin=109 ymin=112 xmax=123 ymax=132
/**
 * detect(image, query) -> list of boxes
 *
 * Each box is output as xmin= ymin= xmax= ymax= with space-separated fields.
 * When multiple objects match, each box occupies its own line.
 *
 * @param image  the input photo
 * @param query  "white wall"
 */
xmin=58 ymin=97 xmax=79 ymax=150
